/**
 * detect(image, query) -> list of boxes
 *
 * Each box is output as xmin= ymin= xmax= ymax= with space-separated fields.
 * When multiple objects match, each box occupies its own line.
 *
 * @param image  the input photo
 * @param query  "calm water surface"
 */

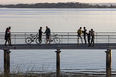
xmin=0 ymin=8 xmax=116 ymax=32
xmin=0 ymin=49 xmax=116 ymax=73
xmin=0 ymin=8 xmax=116 ymax=73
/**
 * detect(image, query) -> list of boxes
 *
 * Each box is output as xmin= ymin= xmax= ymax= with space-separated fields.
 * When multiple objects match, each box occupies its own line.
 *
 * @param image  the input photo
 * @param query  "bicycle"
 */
xmin=25 ymin=33 xmax=40 ymax=44
xmin=44 ymin=34 xmax=60 ymax=44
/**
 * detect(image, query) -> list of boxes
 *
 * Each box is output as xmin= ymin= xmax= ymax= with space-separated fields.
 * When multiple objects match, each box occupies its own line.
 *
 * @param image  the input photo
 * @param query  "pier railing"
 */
xmin=0 ymin=32 xmax=116 ymax=44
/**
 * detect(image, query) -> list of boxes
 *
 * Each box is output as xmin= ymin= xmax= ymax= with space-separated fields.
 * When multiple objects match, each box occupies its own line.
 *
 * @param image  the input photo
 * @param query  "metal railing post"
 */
xmin=68 ymin=33 xmax=69 ymax=44
xmin=15 ymin=35 xmax=16 ymax=44
xmin=96 ymin=33 xmax=97 ymax=43
xmin=25 ymin=33 xmax=26 ymax=44
xmin=53 ymin=32 xmax=55 ymax=44
xmin=61 ymin=35 xmax=62 ymax=44
xmin=108 ymin=35 xmax=110 ymax=45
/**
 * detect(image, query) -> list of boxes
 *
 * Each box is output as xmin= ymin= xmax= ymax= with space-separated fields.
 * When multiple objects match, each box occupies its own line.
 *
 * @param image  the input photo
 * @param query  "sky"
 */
xmin=0 ymin=0 xmax=116 ymax=4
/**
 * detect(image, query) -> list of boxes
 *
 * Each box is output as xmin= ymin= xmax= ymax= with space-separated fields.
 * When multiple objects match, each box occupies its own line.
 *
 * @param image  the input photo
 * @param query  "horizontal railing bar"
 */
xmin=0 ymin=32 xmax=116 ymax=44
xmin=0 ymin=38 xmax=116 ymax=39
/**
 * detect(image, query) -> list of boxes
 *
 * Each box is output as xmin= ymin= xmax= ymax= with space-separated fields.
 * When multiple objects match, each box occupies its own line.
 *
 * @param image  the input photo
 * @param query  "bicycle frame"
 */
xmin=30 ymin=34 xmax=37 ymax=42
xmin=44 ymin=34 xmax=60 ymax=44
xmin=25 ymin=33 xmax=39 ymax=44
xmin=49 ymin=34 xmax=57 ymax=41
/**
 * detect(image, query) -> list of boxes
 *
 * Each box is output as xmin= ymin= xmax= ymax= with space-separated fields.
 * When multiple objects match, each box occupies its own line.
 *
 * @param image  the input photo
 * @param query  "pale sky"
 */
xmin=0 ymin=0 xmax=116 ymax=4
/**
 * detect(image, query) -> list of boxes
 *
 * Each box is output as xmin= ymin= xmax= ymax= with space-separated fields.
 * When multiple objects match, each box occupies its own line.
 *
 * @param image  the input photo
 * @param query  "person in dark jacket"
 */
xmin=4 ymin=26 xmax=12 ymax=46
xmin=39 ymin=27 xmax=43 ymax=44
xmin=87 ymin=30 xmax=91 ymax=47
xmin=91 ymin=29 xmax=95 ymax=47
xmin=8 ymin=26 xmax=12 ymax=46
xmin=82 ymin=27 xmax=87 ymax=44
xmin=4 ymin=27 xmax=9 ymax=46
xmin=45 ymin=26 xmax=51 ymax=44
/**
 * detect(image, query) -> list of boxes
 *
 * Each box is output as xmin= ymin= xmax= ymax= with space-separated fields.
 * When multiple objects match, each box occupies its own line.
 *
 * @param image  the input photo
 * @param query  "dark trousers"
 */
xmin=39 ymin=36 xmax=42 ymax=42
xmin=5 ymin=38 xmax=11 ymax=45
xmin=88 ymin=39 xmax=90 ymax=46
xmin=84 ymin=35 xmax=87 ymax=44
xmin=91 ymin=36 xmax=94 ymax=47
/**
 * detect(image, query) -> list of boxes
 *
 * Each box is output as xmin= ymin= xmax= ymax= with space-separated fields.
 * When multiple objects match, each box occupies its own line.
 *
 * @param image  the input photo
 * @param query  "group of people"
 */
xmin=39 ymin=26 xmax=51 ymax=45
xmin=77 ymin=27 xmax=95 ymax=47
xmin=4 ymin=26 xmax=94 ymax=47
xmin=4 ymin=26 xmax=51 ymax=46
xmin=4 ymin=26 xmax=12 ymax=46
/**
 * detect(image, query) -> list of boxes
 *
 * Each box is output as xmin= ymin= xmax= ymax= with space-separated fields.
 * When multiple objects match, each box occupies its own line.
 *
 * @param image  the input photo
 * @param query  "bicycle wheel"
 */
xmin=35 ymin=37 xmax=42 ymax=44
xmin=25 ymin=37 xmax=32 ymax=44
xmin=54 ymin=38 xmax=60 ymax=44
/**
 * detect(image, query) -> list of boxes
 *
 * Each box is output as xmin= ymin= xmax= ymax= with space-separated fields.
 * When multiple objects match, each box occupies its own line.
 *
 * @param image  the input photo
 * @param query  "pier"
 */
xmin=0 ymin=32 xmax=116 ymax=77
xmin=0 ymin=43 xmax=116 ymax=49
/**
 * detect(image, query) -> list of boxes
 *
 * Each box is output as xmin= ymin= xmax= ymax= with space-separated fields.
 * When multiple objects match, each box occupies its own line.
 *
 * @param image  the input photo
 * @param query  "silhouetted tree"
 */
xmin=0 ymin=2 xmax=115 ymax=8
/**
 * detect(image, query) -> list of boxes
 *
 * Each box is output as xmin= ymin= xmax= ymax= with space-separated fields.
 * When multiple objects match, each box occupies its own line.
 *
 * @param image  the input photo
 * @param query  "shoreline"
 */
xmin=0 ymin=71 xmax=116 ymax=77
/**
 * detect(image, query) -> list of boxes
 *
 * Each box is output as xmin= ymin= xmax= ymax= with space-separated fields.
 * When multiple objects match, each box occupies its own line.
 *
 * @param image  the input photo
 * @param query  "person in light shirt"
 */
xmin=77 ymin=27 xmax=83 ymax=44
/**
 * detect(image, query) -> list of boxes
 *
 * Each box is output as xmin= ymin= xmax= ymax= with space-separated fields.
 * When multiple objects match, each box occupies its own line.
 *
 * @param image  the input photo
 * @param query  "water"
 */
xmin=0 ymin=8 xmax=116 ymax=32
xmin=0 ymin=8 xmax=116 ymax=74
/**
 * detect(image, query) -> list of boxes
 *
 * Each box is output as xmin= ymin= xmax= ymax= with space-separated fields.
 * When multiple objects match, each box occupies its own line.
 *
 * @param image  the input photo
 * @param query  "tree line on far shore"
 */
xmin=0 ymin=2 xmax=116 ymax=8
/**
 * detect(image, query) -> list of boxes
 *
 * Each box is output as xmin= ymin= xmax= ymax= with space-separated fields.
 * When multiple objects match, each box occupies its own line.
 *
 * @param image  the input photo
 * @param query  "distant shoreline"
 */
xmin=0 ymin=2 xmax=116 ymax=8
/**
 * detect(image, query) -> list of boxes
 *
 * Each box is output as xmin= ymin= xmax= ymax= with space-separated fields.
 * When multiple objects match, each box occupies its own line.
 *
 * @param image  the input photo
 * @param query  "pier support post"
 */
xmin=105 ymin=49 xmax=112 ymax=77
xmin=3 ymin=48 xmax=11 ymax=77
xmin=55 ymin=49 xmax=61 ymax=77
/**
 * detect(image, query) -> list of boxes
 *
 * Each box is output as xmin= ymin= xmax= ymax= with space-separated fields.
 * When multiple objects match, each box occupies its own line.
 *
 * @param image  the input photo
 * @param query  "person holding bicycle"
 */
xmin=45 ymin=26 xmax=51 ymax=44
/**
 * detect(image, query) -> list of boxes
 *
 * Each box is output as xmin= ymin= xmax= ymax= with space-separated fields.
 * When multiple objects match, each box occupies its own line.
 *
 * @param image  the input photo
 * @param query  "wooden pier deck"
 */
xmin=0 ymin=43 xmax=116 ymax=49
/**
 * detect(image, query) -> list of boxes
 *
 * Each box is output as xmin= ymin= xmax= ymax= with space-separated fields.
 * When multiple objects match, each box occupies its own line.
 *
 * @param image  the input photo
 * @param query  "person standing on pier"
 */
xmin=45 ymin=26 xmax=51 ymax=44
xmin=87 ymin=30 xmax=91 ymax=47
xmin=77 ymin=27 xmax=83 ymax=44
xmin=39 ymin=27 xmax=43 ymax=45
xmin=91 ymin=29 xmax=95 ymax=47
xmin=8 ymin=26 xmax=12 ymax=46
xmin=4 ymin=27 xmax=9 ymax=46
xmin=82 ymin=27 xmax=87 ymax=44
xmin=4 ymin=26 xmax=12 ymax=46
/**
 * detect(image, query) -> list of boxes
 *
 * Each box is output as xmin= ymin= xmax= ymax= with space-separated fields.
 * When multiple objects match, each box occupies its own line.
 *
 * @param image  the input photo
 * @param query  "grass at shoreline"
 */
xmin=0 ymin=70 xmax=114 ymax=77
xmin=0 ymin=72 xmax=108 ymax=77
xmin=0 ymin=64 xmax=115 ymax=77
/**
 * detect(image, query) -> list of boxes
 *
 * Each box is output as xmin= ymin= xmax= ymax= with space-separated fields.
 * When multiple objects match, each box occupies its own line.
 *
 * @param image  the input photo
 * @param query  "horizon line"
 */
xmin=1 ymin=2 xmax=116 ymax=5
